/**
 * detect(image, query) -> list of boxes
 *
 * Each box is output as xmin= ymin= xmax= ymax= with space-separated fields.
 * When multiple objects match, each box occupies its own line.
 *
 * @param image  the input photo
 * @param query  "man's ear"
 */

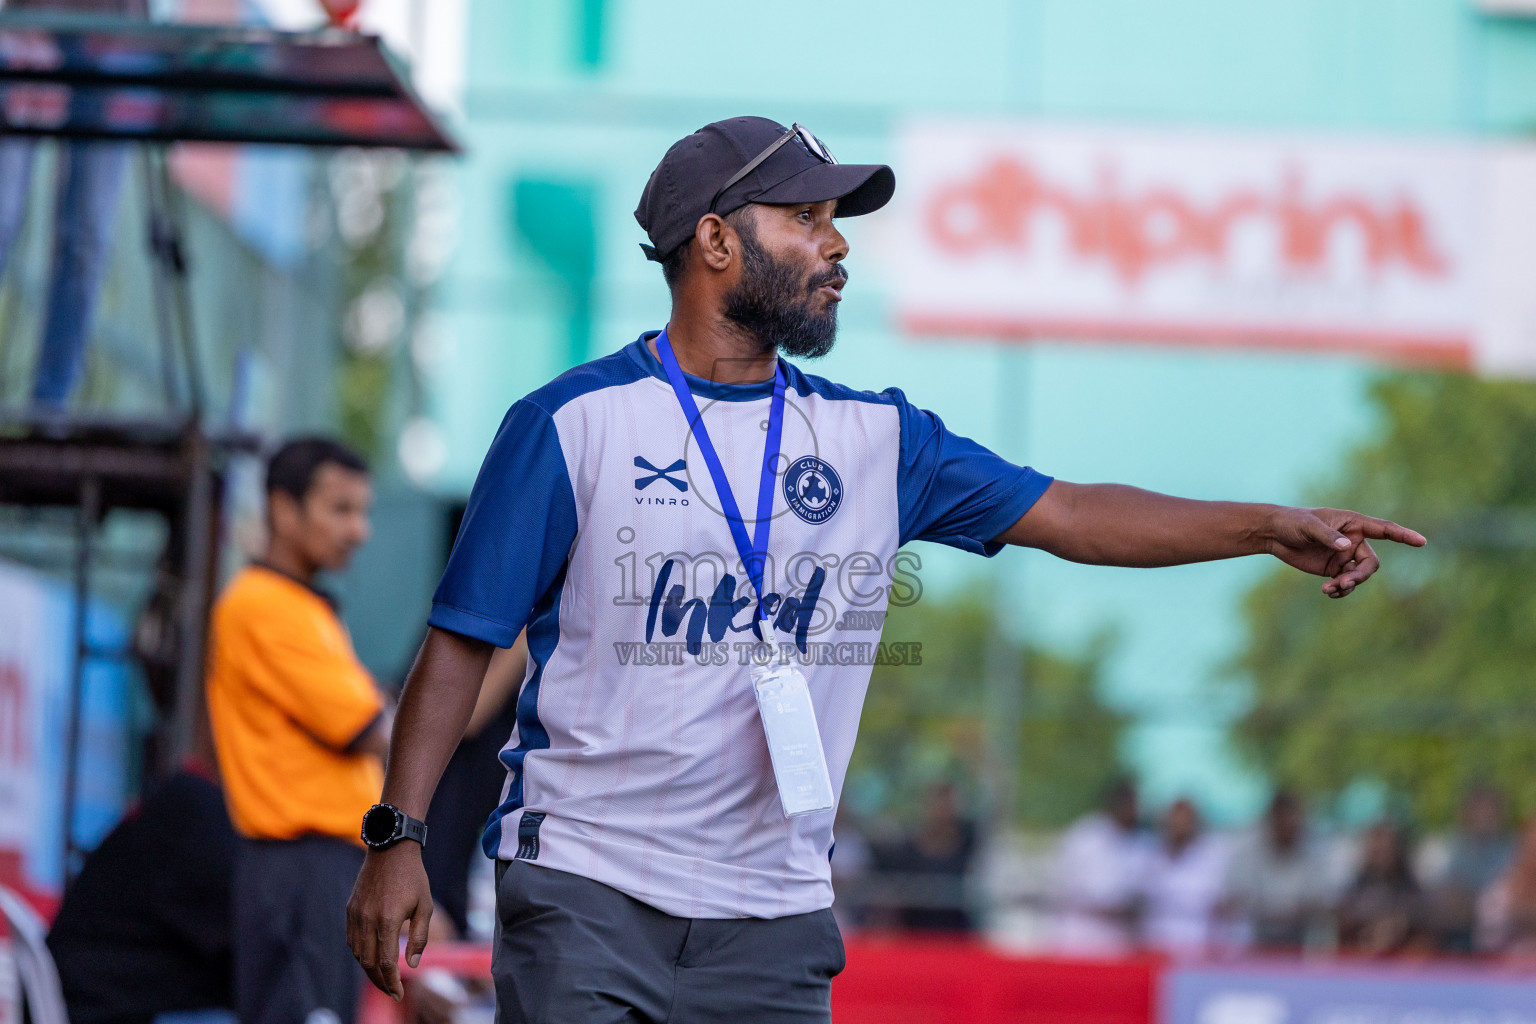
xmin=695 ymin=212 xmax=736 ymax=272
xmin=267 ymin=489 xmax=302 ymax=538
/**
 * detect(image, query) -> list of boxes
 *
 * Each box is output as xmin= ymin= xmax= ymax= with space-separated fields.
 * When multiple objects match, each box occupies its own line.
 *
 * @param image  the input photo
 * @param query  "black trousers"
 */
xmin=493 ymin=861 xmax=845 ymax=1024
xmin=233 ymin=835 xmax=366 ymax=1024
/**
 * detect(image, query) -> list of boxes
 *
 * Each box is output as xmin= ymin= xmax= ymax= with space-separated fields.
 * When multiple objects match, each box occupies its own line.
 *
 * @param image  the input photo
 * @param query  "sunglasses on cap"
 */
xmin=707 ymin=123 xmax=838 ymax=215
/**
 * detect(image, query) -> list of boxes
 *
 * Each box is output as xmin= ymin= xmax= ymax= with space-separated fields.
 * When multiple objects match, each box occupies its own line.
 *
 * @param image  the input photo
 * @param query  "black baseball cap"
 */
xmin=634 ymin=116 xmax=896 ymax=263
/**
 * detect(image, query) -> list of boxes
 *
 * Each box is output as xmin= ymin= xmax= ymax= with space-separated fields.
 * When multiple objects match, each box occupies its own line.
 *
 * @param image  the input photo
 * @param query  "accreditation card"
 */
xmin=750 ymin=629 xmax=835 ymax=818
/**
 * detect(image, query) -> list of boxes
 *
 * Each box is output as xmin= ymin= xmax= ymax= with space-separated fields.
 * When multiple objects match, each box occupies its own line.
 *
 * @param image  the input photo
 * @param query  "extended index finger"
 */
xmin=1357 ymin=517 xmax=1426 ymax=547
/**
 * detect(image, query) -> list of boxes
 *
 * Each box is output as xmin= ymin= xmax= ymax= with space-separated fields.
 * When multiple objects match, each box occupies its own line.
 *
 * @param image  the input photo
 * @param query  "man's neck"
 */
xmin=260 ymin=543 xmax=317 ymax=587
xmin=656 ymin=305 xmax=777 ymax=385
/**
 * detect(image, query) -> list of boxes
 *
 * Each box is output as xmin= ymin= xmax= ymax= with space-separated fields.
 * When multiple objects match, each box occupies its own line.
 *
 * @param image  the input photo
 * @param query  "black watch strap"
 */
xmin=400 ymin=813 xmax=428 ymax=845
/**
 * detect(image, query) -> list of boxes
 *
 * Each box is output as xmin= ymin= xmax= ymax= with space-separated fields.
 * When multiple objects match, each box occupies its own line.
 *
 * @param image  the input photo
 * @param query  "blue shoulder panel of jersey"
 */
xmin=430 ymin=342 xmax=654 ymax=646
xmin=781 ymin=365 xmax=1051 ymax=555
xmin=781 ymin=363 xmax=899 ymax=407
xmin=524 ymin=340 xmax=656 ymax=416
xmin=429 ymin=400 xmax=577 ymax=646
xmin=887 ymin=388 xmax=1054 ymax=556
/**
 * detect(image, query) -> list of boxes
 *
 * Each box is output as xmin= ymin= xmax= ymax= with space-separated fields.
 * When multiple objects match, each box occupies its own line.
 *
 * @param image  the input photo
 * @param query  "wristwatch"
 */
xmin=361 ymin=803 xmax=428 ymax=851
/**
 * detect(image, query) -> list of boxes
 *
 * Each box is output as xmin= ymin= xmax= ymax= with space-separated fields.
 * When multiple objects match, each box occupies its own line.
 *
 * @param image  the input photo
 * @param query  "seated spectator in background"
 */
xmin=1140 ymin=798 xmax=1229 ymax=955
xmin=1336 ymin=821 xmax=1430 ymax=956
xmin=1429 ymin=784 xmax=1515 ymax=952
xmin=1223 ymin=790 xmax=1332 ymax=952
xmin=1051 ymin=779 xmax=1152 ymax=955
xmin=47 ymin=764 xmax=236 ymax=1024
xmin=876 ymin=781 xmax=978 ymax=932
xmin=1477 ymin=819 xmax=1536 ymax=958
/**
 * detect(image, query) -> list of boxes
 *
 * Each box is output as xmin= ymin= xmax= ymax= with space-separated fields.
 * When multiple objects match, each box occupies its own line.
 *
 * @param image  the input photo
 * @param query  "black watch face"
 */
xmin=363 ymin=806 xmax=400 ymax=846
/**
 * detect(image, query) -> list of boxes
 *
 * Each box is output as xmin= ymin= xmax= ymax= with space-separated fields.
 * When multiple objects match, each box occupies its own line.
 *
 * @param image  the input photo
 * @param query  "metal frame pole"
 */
xmin=983 ymin=346 xmax=1031 ymax=828
xmin=141 ymin=148 xmax=182 ymax=409
xmin=170 ymin=431 xmax=213 ymax=765
xmin=61 ymin=473 xmax=98 ymax=883
xmin=142 ymin=145 xmax=204 ymax=417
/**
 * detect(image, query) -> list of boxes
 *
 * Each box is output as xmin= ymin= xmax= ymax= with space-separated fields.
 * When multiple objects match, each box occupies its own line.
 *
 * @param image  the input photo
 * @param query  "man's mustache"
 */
xmin=808 ymin=265 xmax=848 ymax=292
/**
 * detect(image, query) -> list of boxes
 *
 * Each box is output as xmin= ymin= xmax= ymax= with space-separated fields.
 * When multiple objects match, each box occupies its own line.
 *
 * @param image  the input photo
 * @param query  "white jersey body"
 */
xmin=429 ymin=333 xmax=1050 ymax=919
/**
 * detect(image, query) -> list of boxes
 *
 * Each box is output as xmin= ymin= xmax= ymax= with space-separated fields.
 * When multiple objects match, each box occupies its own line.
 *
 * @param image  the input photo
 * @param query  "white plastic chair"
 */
xmin=0 ymin=885 xmax=68 ymax=1024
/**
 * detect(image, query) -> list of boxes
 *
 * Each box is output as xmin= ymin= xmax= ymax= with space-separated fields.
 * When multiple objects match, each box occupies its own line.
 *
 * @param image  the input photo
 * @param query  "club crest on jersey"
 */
xmin=783 ymin=456 xmax=843 ymax=525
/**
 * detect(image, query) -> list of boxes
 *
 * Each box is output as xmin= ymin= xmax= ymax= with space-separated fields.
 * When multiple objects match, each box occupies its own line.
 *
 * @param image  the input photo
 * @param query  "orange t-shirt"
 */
xmin=206 ymin=565 xmax=384 ymax=843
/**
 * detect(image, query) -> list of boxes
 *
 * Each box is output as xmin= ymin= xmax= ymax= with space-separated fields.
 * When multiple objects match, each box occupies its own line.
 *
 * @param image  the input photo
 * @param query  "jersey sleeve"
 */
xmin=240 ymin=607 xmax=383 ymax=751
xmin=428 ymin=399 xmax=579 ymax=647
xmin=893 ymin=390 xmax=1054 ymax=555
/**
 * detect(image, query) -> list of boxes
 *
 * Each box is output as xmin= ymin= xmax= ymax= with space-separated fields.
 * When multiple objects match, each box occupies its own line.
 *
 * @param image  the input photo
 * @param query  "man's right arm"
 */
xmin=347 ymin=398 xmax=579 ymax=998
xmin=345 ymin=626 xmax=493 ymax=1002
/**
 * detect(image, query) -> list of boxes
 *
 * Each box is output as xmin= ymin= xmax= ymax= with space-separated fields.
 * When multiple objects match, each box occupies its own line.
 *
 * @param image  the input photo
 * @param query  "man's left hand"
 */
xmin=1265 ymin=507 xmax=1427 ymax=599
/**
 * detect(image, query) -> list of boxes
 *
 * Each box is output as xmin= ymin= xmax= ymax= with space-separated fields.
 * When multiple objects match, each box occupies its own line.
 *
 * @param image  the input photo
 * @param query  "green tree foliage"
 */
xmin=1235 ymin=373 xmax=1536 ymax=826
xmin=849 ymin=592 xmax=1125 ymax=828
xmin=332 ymin=152 xmax=417 ymax=463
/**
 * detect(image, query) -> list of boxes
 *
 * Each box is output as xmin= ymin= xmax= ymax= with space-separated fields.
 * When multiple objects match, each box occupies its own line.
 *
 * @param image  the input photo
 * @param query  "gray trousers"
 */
xmin=493 ymin=861 xmax=845 ymax=1024
xmin=233 ymin=836 xmax=366 ymax=1024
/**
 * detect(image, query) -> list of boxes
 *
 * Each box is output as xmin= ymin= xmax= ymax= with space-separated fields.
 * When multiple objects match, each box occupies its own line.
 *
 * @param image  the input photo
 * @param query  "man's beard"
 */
xmin=722 ymin=220 xmax=846 ymax=359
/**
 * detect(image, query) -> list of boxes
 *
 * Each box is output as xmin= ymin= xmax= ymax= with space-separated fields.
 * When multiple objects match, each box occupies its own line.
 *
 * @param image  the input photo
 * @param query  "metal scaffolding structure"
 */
xmin=0 ymin=11 xmax=456 ymax=879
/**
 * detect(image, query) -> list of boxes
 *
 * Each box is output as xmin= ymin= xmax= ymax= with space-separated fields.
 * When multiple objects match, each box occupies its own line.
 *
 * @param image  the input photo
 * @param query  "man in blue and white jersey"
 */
xmin=348 ymin=116 xmax=1425 ymax=1022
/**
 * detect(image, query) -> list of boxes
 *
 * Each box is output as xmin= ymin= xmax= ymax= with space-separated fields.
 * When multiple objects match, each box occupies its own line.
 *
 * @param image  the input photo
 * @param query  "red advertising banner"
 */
xmin=360 ymin=940 xmax=1159 ymax=1024
xmin=831 ymin=937 xmax=1157 ymax=1024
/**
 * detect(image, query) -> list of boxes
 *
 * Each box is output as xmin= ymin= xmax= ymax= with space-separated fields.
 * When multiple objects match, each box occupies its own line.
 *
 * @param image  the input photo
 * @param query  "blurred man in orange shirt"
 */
xmin=208 ymin=438 xmax=386 ymax=1024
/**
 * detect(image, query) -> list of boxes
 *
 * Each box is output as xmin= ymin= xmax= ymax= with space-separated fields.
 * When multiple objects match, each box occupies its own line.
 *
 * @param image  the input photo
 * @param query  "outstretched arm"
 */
xmin=999 ymin=481 xmax=1426 ymax=598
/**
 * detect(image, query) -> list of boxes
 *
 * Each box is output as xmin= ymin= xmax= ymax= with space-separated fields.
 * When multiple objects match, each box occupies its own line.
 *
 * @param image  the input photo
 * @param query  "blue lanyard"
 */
xmin=655 ymin=328 xmax=785 ymax=624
